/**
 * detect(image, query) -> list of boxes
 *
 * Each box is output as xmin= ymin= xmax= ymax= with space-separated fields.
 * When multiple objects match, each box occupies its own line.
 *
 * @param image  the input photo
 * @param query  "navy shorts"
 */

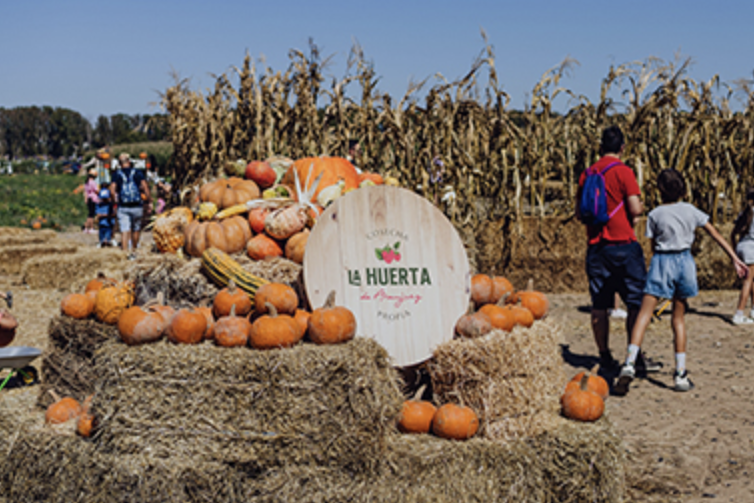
xmin=586 ymin=241 xmax=647 ymax=310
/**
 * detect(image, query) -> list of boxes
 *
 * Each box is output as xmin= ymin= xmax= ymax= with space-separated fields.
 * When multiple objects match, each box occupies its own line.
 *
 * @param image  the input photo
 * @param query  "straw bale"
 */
xmin=0 ymin=226 xmax=31 ymax=236
xmin=428 ymin=318 xmax=566 ymax=438
xmin=0 ymin=418 xmax=625 ymax=503
xmin=91 ymin=336 xmax=404 ymax=472
xmin=0 ymin=229 xmax=57 ymax=247
xmin=235 ymin=255 xmax=303 ymax=285
xmin=0 ymin=242 xmax=79 ymax=275
xmin=22 ymin=248 xmax=126 ymax=290
xmin=37 ymin=316 xmax=119 ymax=408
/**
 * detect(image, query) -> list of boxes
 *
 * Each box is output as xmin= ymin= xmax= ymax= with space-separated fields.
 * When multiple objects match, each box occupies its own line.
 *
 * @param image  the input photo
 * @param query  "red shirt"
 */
xmin=578 ymin=156 xmax=641 ymax=245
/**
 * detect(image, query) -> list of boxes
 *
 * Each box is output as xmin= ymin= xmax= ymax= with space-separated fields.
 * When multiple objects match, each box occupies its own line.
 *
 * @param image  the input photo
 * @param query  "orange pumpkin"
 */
xmin=561 ymin=373 xmax=605 ymax=422
xmin=213 ymin=279 xmax=252 ymax=318
xmin=397 ymin=385 xmax=437 ymax=434
xmin=246 ymin=233 xmax=283 ymax=261
xmin=77 ymin=395 xmax=96 ymax=438
xmin=508 ymin=305 xmax=534 ymax=328
xmin=454 ymin=302 xmax=493 ymax=338
xmin=507 ymin=279 xmax=549 ymax=320
xmin=184 ymin=216 xmax=252 ymax=257
xmin=490 ymin=276 xmax=514 ymax=304
xmin=196 ymin=306 xmax=215 ymax=340
xmin=213 ymin=305 xmax=252 ymax=347
xmin=431 ymin=403 xmax=479 ymax=440
xmin=94 ymin=282 xmax=134 ymax=325
xmin=254 ymin=283 xmax=298 ymax=316
xmin=293 ymin=309 xmax=311 ymax=338
xmin=478 ymin=301 xmax=515 ymax=332
xmin=264 ymin=205 xmax=308 ymax=240
xmin=282 ymin=157 xmax=360 ymax=202
xmin=61 ymin=293 xmax=95 ymax=319
xmin=249 ymin=302 xmax=303 ymax=350
xmin=308 ymin=291 xmax=356 ymax=345
xmin=166 ymin=308 xmax=207 ymax=345
xmin=45 ymin=391 xmax=82 ymax=424
xmin=117 ymin=297 xmax=170 ymax=346
xmin=470 ymin=274 xmax=494 ymax=306
xmin=245 ymin=160 xmax=277 ymax=189
xmin=568 ymin=364 xmax=609 ymax=400
xmin=199 ymin=177 xmax=260 ymax=210
xmin=284 ymin=229 xmax=309 ymax=264
xmin=85 ymin=273 xmax=116 ymax=293
xmin=248 ymin=207 xmax=271 ymax=234
xmin=358 ymin=172 xmax=384 ymax=186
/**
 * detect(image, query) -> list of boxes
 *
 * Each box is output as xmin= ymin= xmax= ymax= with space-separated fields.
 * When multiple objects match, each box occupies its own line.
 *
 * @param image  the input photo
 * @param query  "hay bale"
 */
xmin=428 ymin=319 xmax=566 ymax=440
xmin=37 ymin=316 xmax=119 ymax=409
xmin=0 ymin=229 xmax=57 ymax=247
xmin=0 ymin=418 xmax=625 ymax=503
xmin=91 ymin=337 xmax=403 ymax=472
xmin=0 ymin=242 xmax=79 ymax=275
xmin=22 ymin=248 xmax=126 ymax=290
xmin=0 ymin=226 xmax=31 ymax=236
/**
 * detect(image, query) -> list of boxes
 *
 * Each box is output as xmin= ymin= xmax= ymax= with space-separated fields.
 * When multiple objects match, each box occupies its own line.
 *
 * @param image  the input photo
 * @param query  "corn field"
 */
xmin=161 ymin=38 xmax=754 ymax=240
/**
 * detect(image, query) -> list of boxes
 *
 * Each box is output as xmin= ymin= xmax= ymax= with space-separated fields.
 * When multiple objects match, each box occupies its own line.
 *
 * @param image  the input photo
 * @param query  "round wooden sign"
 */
xmin=304 ymin=185 xmax=470 ymax=367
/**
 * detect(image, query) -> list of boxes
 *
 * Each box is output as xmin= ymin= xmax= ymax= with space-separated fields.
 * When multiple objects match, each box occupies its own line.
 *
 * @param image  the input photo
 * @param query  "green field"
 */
xmin=0 ymin=174 xmax=89 ymax=230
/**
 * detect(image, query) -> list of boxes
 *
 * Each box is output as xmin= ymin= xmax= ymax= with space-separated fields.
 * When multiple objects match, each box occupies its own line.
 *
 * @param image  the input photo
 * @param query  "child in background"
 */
xmin=95 ymin=188 xmax=115 ymax=248
xmin=730 ymin=188 xmax=754 ymax=324
xmin=83 ymin=169 xmax=99 ymax=234
xmin=616 ymin=169 xmax=747 ymax=394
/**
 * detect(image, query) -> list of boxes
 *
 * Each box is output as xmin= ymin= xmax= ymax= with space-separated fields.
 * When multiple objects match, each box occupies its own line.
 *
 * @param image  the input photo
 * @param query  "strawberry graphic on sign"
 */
xmin=375 ymin=241 xmax=402 ymax=264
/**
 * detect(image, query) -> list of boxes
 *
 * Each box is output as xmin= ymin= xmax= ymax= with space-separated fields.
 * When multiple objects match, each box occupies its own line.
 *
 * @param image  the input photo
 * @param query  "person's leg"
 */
xmin=671 ymin=297 xmax=687 ymax=355
xmin=735 ymin=264 xmax=754 ymax=316
xmin=586 ymin=245 xmax=615 ymax=365
xmin=592 ymin=309 xmax=610 ymax=353
xmin=628 ymin=294 xmax=659 ymax=349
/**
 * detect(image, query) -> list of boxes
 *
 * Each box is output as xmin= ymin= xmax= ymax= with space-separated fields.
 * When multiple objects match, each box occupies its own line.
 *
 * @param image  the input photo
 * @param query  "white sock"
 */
xmin=675 ymin=353 xmax=686 ymax=373
xmin=626 ymin=344 xmax=640 ymax=365
xmin=735 ymin=310 xmax=744 ymax=317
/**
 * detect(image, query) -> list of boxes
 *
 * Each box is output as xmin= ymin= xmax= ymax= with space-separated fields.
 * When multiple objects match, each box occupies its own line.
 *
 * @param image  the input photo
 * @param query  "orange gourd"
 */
xmin=567 ymin=364 xmax=609 ymax=400
xmin=61 ymin=293 xmax=95 ymax=319
xmin=77 ymin=395 xmax=96 ymax=438
xmin=282 ymin=156 xmax=360 ymax=202
xmin=85 ymin=272 xmax=116 ymax=293
xmin=213 ymin=279 xmax=252 ymax=318
xmin=94 ymin=281 xmax=134 ymax=325
xmin=196 ymin=305 xmax=215 ymax=340
xmin=561 ymin=372 xmax=605 ymax=422
xmin=249 ymin=302 xmax=303 ymax=350
xmin=166 ymin=308 xmax=207 ymax=345
xmin=431 ymin=403 xmax=479 ymax=440
xmin=213 ymin=305 xmax=252 ymax=347
xmin=45 ymin=390 xmax=82 ymax=424
xmin=199 ymin=177 xmax=260 ymax=209
xmin=478 ymin=297 xmax=515 ymax=332
xmin=264 ymin=205 xmax=308 ymax=240
xmin=254 ymin=283 xmax=298 ymax=316
xmin=293 ymin=309 xmax=311 ymax=338
xmin=246 ymin=233 xmax=283 ymax=261
xmin=284 ymin=229 xmax=309 ymax=264
xmin=308 ymin=291 xmax=357 ymax=345
xmin=490 ymin=276 xmax=514 ymax=304
xmin=248 ymin=207 xmax=271 ymax=234
xmin=508 ymin=305 xmax=534 ymax=328
xmin=507 ymin=279 xmax=549 ymax=320
xmin=184 ymin=216 xmax=252 ymax=258
xmin=358 ymin=172 xmax=384 ymax=185
xmin=397 ymin=385 xmax=437 ymax=434
xmin=470 ymin=274 xmax=493 ymax=306
xmin=454 ymin=302 xmax=493 ymax=338
xmin=245 ymin=160 xmax=277 ymax=189
xmin=117 ymin=296 xmax=170 ymax=346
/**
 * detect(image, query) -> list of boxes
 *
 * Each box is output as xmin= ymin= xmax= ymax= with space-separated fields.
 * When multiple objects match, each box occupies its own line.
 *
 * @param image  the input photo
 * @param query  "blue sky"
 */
xmin=2 ymin=0 xmax=751 ymax=122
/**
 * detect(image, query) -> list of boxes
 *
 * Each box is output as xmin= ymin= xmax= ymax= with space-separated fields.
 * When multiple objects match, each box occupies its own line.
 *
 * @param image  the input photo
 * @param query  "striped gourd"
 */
xmin=201 ymin=248 xmax=269 ymax=306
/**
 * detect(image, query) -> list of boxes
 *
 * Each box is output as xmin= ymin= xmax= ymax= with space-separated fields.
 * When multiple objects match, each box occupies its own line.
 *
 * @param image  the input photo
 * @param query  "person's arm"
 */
xmin=626 ymin=194 xmax=643 ymax=227
xmin=109 ymin=181 xmax=118 ymax=204
xmin=703 ymin=222 xmax=748 ymax=278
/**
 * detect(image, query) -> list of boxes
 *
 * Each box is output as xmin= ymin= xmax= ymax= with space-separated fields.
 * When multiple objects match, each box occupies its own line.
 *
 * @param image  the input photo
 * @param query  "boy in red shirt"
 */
xmin=577 ymin=126 xmax=661 ymax=376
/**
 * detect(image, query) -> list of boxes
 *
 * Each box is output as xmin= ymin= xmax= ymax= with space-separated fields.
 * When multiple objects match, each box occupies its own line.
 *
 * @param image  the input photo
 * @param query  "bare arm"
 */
xmin=703 ymin=222 xmax=748 ymax=278
xmin=109 ymin=182 xmax=118 ymax=204
xmin=626 ymin=194 xmax=643 ymax=227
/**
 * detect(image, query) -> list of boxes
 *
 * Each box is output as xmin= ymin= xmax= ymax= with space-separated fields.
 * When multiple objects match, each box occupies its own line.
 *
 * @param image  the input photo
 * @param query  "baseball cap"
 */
xmin=99 ymin=188 xmax=111 ymax=199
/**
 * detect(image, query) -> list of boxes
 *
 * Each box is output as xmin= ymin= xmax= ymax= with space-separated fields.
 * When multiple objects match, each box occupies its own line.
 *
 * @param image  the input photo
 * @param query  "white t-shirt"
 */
xmin=646 ymin=202 xmax=709 ymax=251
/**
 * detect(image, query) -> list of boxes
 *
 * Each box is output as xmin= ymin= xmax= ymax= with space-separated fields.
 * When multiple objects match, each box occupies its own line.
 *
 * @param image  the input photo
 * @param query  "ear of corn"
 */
xmin=200 ymin=248 xmax=269 ymax=305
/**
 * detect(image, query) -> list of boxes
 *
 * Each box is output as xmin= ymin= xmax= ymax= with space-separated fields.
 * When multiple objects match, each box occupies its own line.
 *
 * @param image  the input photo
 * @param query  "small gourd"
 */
xmin=61 ymin=293 xmax=95 ymax=319
xmin=254 ymin=283 xmax=298 ymax=316
xmin=166 ymin=307 xmax=207 ymax=345
xmin=561 ymin=372 xmax=605 ymax=422
xmin=397 ymin=385 xmax=437 ymax=434
xmin=213 ymin=279 xmax=252 ymax=318
xmin=308 ymin=291 xmax=356 ymax=345
xmin=214 ymin=305 xmax=252 ymax=347
xmin=431 ymin=402 xmax=479 ymax=440
xmin=249 ymin=302 xmax=303 ymax=350
xmin=45 ymin=390 xmax=82 ymax=425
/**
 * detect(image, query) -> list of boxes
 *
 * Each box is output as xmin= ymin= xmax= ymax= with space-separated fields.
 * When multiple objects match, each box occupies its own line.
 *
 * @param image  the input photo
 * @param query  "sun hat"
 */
xmin=99 ymin=188 xmax=111 ymax=199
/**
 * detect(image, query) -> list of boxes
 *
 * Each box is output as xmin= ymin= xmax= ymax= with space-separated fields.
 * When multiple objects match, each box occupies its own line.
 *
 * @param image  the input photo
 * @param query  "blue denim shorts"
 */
xmin=644 ymin=249 xmax=698 ymax=299
xmin=117 ymin=206 xmax=144 ymax=233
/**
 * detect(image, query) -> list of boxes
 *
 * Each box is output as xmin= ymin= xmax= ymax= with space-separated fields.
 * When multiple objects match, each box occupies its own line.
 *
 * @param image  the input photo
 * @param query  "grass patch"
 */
xmin=0 ymin=174 xmax=88 ymax=230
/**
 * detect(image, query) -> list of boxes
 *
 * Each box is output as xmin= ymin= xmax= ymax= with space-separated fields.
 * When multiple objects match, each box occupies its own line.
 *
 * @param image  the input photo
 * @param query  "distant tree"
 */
xmin=93 ymin=115 xmax=112 ymax=148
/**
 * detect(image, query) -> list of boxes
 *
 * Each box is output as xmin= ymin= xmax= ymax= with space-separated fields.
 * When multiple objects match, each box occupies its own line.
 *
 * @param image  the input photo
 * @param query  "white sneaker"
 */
xmin=749 ymin=309 xmax=754 ymax=320
xmin=614 ymin=363 xmax=635 ymax=395
xmin=674 ymin=370 xmax=694 ymax=392
xmin=610 ymin=308 xmax=628 ymax=319
xmin=732 ymin=314 xmax=754 ymax=325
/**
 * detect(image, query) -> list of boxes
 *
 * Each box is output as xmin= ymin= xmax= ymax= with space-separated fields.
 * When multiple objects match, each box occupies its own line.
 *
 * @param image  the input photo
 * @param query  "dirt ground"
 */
xmin=1 ymin=230 xmax=753 ymax=502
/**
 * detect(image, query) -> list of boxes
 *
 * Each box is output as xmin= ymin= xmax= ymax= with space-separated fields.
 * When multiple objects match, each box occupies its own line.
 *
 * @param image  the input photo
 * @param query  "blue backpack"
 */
xmin=578 ymin=162 xmax=624 ymax=225
xmin=115 ymin=168 xmax=142 ymax=204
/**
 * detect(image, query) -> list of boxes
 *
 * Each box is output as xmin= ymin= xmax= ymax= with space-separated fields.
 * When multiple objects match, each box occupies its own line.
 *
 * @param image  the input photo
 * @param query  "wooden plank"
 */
xmin=304 ymin=186 xmax=470 ymax=367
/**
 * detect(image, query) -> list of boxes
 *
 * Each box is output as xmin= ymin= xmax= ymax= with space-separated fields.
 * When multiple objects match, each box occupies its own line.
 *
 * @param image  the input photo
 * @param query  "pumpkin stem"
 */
xmin=497 ymin=292 xmax=511 ymax=307
xmin=227 ymin=279 xmax=237 ymax=294
xmin=265 ymin=302 xmax=279 ymax=318
xmin=466 ymin=301 xmax=476 ymax=315
xmin=323 ymin=290 xmax=336 ymax=309
xmin=590 ymin=364 xmax=600 ymax=376
xmin=412 ymin=384 xmax=428 ymax=401
xmin=526 ymin=278 xmax=534 ymax=292
xmin=579 ymin=373 xmax=591 ymax=391
xmin=144 ymin=292 xmax=165 ymax=309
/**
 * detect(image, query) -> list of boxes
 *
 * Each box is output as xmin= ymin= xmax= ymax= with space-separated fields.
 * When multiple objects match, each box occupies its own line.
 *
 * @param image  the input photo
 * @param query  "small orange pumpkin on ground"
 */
xmin=431 ymin=403 xmax=479 ymax=440
xmin=308 ymin=291 xmax=357 ymax=345
xmin=561 ymin=372 xmax=605 ymax=422
xmin=567 ymin=364 xmax=609 ymax=400
xmin=214 ymin=305 xmax=252 ymax=347
xmin=45 ymin=390 xmax=82 ymax=425
xmin=166 ymin=307 xmax=207 ymax=345
xmin=470 ymin=274 xmax=494 ymax=306
xmin=397 ymin=385 xmax=437 ymax=434
xmin=213 ymin=279 xmax=252 ymax=318
xmin=77 ymin=395 xmax=96 ymax=438
xmin=249 ymin=302 xmax=303 ymax=350
xmin=254 ymin=283 xmax=298 ymax=316
xmin=61 ymin=293 xmax=95 ymax=319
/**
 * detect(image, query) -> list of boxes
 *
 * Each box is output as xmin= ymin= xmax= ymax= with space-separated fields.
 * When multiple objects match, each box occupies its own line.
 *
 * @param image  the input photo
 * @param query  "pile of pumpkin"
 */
xmin=455 ymin=274 xmax=550 ymax=338
xmin=397 ymin=386 xmax=479 ymax=441
xmin=44 ymin=390 xmax=95 ymax=438
xmin=152 ymin=156 xmax=397 ymax=263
